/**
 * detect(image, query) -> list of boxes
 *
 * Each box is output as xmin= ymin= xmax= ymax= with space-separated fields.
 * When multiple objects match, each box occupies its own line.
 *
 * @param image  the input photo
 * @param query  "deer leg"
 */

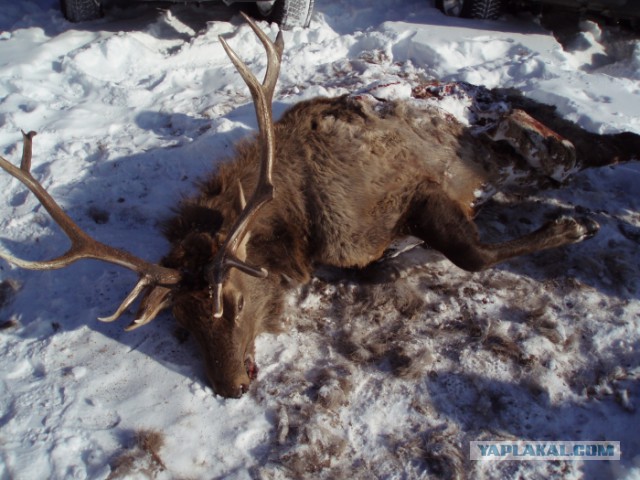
xmin=405 ymin=190 xmax=599 ymax=272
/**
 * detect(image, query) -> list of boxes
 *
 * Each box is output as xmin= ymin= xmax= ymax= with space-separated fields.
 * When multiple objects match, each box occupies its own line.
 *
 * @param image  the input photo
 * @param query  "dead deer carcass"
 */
xmin=1 ymin=15 xmax=639 ymax=398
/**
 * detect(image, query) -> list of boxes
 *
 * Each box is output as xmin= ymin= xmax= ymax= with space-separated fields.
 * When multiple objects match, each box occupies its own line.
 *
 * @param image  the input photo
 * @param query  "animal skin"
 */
xmin=1 ymin=18 xmax=638 ymax=398
xmin=156 ymin=81 xmax=638 ymax=397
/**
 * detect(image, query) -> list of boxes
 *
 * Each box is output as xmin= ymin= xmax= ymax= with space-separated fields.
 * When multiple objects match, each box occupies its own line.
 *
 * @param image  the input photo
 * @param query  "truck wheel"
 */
xmin=436 ymin=0 xmax=465 ymax=17
xmin=464 ymin=0 xmax=502 ymax=19
xmin=437 ymin=0 xmax=502 ymax=20
xmin=256 ymin=0 xmax=315 ymax=29
xmin=60 ymin=0 xmax=102 ymax=22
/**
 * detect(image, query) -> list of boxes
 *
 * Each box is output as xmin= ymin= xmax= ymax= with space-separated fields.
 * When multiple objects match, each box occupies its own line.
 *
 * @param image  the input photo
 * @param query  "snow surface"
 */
xmin=1 ymin=1 xmax=639 ymax=478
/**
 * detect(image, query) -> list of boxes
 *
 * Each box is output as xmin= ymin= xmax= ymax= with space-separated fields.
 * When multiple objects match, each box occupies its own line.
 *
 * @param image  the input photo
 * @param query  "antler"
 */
xmin=0 ymin=130 xmax=182 ymax=329
xmin=206 ymin=13 xmax=284 ymax=318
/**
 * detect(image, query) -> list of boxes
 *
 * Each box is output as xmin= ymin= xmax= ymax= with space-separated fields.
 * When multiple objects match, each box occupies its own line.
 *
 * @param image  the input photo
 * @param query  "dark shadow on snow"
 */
xmin=425 ymin=370 xmax=639 ymax=479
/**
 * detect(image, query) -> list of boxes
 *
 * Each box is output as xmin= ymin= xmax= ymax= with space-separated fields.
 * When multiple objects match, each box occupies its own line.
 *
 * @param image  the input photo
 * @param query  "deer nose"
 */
xmin=224 ymin=374 xmax=251 ymax=398
xmin=225 ymin=381 xmax=249 ymax=398
xmin=237 ymin=383 xmax=249 ymax=397
xmin=213 ymin=381 xmax=249 ymax=399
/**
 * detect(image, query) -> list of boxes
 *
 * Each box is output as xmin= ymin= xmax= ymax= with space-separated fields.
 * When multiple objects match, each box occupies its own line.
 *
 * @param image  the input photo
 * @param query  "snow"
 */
xmin=1 ymin=0 xmax=639 ymax=478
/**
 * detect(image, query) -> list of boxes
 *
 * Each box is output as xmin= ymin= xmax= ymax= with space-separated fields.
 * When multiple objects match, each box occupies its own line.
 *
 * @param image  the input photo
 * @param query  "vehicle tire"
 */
xmin=255 ymin=0 xmax=315 ymax=29
xmin=463 ymin=0 xmax=502 ymax=20
xmin=437 ymin=0 xmax=502 ymax=20
xmin=60 ymin=0 xmax=102 ymax=22
xmin=436 ymin=0 xmax=465 ymax=17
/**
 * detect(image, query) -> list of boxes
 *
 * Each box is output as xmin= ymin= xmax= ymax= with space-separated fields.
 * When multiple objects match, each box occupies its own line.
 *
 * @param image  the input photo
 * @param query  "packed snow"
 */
xmin=1 ymin=0 xmax=639 ymax=478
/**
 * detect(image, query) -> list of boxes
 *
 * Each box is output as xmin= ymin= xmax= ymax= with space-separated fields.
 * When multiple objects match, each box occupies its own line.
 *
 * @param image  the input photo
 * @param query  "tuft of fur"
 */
xmin=0 ymin=279 xmax=19 ymax=310
xmin=107 ymin=429 xmax=166 ymax=480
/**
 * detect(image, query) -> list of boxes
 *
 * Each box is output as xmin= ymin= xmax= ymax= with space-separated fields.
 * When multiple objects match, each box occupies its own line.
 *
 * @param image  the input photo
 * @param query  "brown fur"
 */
xmin=152 ymin=88 xmax=639 ymax=398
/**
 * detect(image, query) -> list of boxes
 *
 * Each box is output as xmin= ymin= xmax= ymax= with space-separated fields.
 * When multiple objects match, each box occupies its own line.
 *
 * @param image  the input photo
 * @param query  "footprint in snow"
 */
xmin=9 ymin=190 xmax=29 ymax=207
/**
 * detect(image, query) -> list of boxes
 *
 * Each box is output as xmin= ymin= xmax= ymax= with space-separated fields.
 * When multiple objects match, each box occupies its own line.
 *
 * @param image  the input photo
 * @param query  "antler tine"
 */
xmin=0 ymin=131 xmax=182 ymax=322
xmin=208 ymin=15 xmax=284 ymax=318
xmin=20 ymin=130 xmax=34 ymax=171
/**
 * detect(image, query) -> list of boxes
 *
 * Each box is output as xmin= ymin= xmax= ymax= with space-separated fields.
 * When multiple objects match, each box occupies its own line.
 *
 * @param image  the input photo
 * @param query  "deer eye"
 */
xmin=237 ymin=295 xmax=245 ymax=313
xmin=230 ymin=295 xmax=245 ymax=326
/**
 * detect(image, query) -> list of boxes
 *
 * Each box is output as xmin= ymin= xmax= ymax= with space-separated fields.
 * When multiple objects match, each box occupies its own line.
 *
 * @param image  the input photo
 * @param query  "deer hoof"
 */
xmin=575 ymin=217 xmax=600 ymax=241
xmin=555 ymin=216 xmax=599 ymax=242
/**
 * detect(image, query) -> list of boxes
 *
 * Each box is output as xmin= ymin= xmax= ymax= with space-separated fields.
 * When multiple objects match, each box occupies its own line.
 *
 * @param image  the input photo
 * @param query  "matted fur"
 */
xmin=154 ymin=85 xmax=639 ymax=398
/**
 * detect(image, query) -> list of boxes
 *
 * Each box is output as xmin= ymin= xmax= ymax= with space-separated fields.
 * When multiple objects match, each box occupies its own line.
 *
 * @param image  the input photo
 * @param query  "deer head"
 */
xmin=0 ymin=14 xmax=283 ymax=398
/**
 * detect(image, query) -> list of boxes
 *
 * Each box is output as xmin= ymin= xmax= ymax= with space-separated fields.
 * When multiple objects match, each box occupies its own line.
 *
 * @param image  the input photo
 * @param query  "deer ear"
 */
xmin=237 ymin=231 xmax=251 ymax=262
xmin=235 ymin=180 xmax=247 ymax=213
